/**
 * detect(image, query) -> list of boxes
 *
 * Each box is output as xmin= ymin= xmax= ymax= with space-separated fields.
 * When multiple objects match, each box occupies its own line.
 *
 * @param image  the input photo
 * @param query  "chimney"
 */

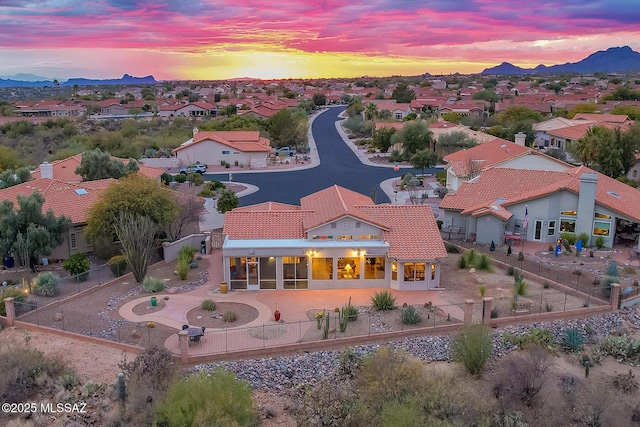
xmin=514 ymin=132 xmax=526 ymax=146
xmin=193 ymin=127 xmax=199 ymax=137
xmin=576 ymin=173 xmax=598 ymax=238
xmin=40 ymin=161 xmax=53 ymax=179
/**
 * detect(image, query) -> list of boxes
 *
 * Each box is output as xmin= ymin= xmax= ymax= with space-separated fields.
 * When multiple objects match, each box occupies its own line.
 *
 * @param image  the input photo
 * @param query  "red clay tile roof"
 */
xmin=173 ymin=131 xmax=271 ymax=153
xmin=358 ymin=205 xmax=447 ymax=260
xmin=442 ymin=166 xmax=640 ymax=223
xmin=31 ymin=153 xmax=163 ymax=182
xmin=300 ymin=185 xmax=389 ymax=231
xmin=223 ymin=185 xmax=447 ymax=261
xmin=0 ymin=177 xmax=115 ymax=224
xmin=546 ymin=123 xmax=592 ymax=139
xmin=443 ymin=138 xmax=532 ymax=177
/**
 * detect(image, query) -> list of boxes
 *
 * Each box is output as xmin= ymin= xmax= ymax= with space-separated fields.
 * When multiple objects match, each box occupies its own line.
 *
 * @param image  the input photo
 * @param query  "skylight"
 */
xmin=74 ymin=188 xmax=88 ymax=195
xmin=607 ymin=191 xmax=620 ymax=198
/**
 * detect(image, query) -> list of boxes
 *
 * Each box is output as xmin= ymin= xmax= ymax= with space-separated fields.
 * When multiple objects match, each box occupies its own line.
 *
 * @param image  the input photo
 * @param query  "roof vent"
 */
xmin=491 ymin=205 xmax=499 ymax=211
xmin=74 ymin=188 xmax=88 ymax=195
xmin=607 ymin=191 xmax=620 ymax=198
xmin=500 ymin=144 xmax=507 ymax=148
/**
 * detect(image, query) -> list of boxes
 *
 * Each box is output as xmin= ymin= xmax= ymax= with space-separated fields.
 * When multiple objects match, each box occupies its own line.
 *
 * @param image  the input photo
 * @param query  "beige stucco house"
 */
xmin=173 ymin=129 xmax=272 ymax=169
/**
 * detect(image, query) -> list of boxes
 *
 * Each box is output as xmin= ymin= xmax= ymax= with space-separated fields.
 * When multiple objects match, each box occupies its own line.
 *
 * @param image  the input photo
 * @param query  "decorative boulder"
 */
xmin=469 ymin=268 xmax=476 ymax=274
xmin=131 ymin=330 xmax=141 ymax=339
xmin=54 ymin=312 xmax=63 ymax=322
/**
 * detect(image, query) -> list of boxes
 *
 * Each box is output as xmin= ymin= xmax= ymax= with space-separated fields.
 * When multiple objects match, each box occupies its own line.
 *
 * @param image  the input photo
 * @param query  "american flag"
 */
xmin=522 ymin=207 xmax=529 ymax=229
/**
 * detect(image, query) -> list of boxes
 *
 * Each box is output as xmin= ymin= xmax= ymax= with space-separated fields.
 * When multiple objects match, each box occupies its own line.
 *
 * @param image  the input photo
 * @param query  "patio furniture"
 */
xmin=187 ymin=327 xmax=204 ymax=345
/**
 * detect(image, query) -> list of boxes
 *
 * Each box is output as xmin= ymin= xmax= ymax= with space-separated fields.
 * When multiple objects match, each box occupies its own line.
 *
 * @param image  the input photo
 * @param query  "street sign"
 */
xmin=393 ymin=164 xmax=399 ymax=171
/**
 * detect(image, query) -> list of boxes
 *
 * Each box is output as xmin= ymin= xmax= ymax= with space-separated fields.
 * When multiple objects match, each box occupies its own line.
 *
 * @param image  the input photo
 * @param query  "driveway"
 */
xmin=204 ymin=107 xmax=441 ymax=206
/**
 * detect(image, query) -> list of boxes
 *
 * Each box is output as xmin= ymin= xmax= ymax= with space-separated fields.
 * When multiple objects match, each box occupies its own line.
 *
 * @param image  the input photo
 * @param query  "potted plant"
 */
xmin=274 ymin=306 xmax=281 ymax=321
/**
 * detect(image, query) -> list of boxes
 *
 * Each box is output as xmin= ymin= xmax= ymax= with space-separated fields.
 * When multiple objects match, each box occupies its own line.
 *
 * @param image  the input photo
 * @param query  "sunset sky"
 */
xmin=0 ymin=0 xmax=639 ymax=81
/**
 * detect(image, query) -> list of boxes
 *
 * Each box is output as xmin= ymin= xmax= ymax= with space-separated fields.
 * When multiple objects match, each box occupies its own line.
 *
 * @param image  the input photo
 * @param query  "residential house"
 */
xmin=173 ymin=129 xmax=272 ymax=169
xmin=0 ymin=177 xmax=115 ymax=262
xmin=627 ymin=153 xmax=640 ymax=184
xmin=442 ymin=137 xmax=571 ymax=191
xmin=221 ymin=185 xmax=447 ymax=290
xmin=532 ymin=117 xmax=594 ymax=149
xmin=440 ymin=166 xmax=640 ymax=249
xmin=365 ymin=100 xmax=413 ymax=120
xmin=158 ymin=101 xmax=217 ymax=118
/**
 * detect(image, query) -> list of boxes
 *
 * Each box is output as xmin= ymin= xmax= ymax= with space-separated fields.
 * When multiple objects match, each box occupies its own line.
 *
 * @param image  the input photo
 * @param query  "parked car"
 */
xmin=274 ymin=147 xmax=296 ymax=156
xmin=179 ymin=163 xmax=207 ymax=174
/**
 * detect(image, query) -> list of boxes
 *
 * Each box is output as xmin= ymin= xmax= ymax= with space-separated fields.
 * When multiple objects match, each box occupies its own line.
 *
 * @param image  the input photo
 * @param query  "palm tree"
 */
xmin=365 ymin=102 xmax=379 ymax=121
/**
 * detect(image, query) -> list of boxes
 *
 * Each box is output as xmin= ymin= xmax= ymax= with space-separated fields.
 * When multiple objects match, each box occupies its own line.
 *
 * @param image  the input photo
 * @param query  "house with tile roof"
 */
xmin=440 ymin=165 xmax=640 ymax=249
xmin=173 ymin=129 xmax=272 ymax=169
xmin=222 ymin=185 xmax=447 ymax=291
xmin=31 ymin=153 xmax=164 ymax=183
xmin=0 ymin=177 xmax=115 ymax=262
xmin=158 ymin=101 xmax=217 ymax=118
xmin=442 ymin=137 xmax=571 ymax=191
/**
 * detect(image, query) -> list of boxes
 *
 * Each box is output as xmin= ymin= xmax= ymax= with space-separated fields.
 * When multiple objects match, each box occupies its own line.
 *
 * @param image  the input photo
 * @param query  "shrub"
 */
xmin=208 ymin=180 xmax=225 ymax=190
xmin=400 ymin=306 xmax=422 ymax=325
xmin=503 ymin=328 xmax=554 ymax=350
xmin=190 ymin=173 xmax=204 ymax=186
xmin=514 ymin=280 xmax=527 ymax=297
xmin=371 ymin=290 xmax=397 ymax=311
xmin=477 ymin=254 xmax=493 ymax=271
xmin=612 ymin=370 xmax=638 ymax=394
xmin=337 ymin=347 xmax=362 ymax=378
xmin=201 ymin=299 xmax=216 ymax=311
xmin=592 ymin=334 xmax=640 ymax=363
xmin=562 ymin=328 xmax=585 ymax=352
xmin=0 ymin=345 xmax=70 ymax=403
xmin=342 ymin=296 xmax=358 ymax=321
xmin=176 ymin=259 xmax=190 ymax=280
xmin=177 ymin=245 xmax=196 ymax=264
xmin=517 ymin=251 xmax=525 ymax=261
xmin=63 ymin=253 xmax=90 ymax=281
xmin=457 ymin=255 xmax=467 ymax=269
xmin=605 ymin=261 xmax=619 ymax=277
xmin=108 ymin=254 xmax=128 ymax=277
xmin=119 ymin=345 xmax=176 ymax=390
xmin=223 ymin=311 xmax=237 ymax=322
xmin=577 ymin=232 xmax=590 ymax=247
xmin=562 ymin=239 xmax=572 ymax=252
xmin=467 ymin=249 xmax=477 ymax=264
xmin=154 ymin=370 xmax=258 ymax=426
xmin=445 ymin=243 xmax=459 ymax=253
xmin=595 ymin=235 xmax=605 ymax=249
xmin=174 ymin=173 xmax=186 ymax=183
xmin=479 ymin=285 xmax=486 ymax=297
xmin=560 ymin=232 xmax=577 ymax=245
xmin=507 ymin=266 xmax=515 ymax=276
xmin=160 ymin=172 xmax=173 ymax=185
xmin=197 ymin=188 xmax=214 ymax=198
xmin=32 ymin=272 xmax=61 ymax=297
xmin=452 ymin=325 xmax=492 ymax=377
xmin=142 ymin=276 xmax=165 ymax=293
xmin=0 ymin=287 xmax=27 ymax=316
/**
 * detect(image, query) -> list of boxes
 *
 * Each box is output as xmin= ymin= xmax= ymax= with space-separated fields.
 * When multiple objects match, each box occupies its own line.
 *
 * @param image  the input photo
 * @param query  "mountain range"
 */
xmin=0 ymin=74 xmax=157 ymax=88
xmin=481 ymin=46 xmax=640 ymax=75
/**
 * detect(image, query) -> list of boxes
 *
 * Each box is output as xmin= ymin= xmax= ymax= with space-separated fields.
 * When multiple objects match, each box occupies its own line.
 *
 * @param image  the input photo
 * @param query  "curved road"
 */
xmin=205 ymin=107 xmax=441 ymax=206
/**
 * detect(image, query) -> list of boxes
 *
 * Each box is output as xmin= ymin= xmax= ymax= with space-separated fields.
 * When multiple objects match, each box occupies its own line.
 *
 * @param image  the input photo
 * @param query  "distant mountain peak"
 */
xmin=481 ymin=45 xmax=640 ymax=75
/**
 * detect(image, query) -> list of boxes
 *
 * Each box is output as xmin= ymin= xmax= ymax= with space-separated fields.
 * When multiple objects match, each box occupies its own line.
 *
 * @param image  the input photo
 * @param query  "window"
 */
xmin=547 ymin=220 xmax=556 ymax=236
xmin=337 ymin=257 xmax=359 ymax=280
xmin=594 ymin=212 xmax=611 ymax=219
xmin=391 ymin=262 xmax=398 ymax=280
xmin=355 ymin=221 xmax=361 ymax=228
xmin=404 ymin=262 xmax=426 ymax=281
xmin=337 ymin=235 xmax=353 ymax=240
xmin=222 ymin=150 xmax=230 ymax=154
xmin=593 ymin=221 xmax=610 ymax=237
xmin=394 ymin=112 xmax=403 ymax=120
xmin=560 ymin=210 xmax=577 ymax=216
xmin=283 ymin=256 xmax=308 ymax=289
xmin=364 ymin=257 xmax=385 ymax=279
xmin=560 ymin=218 xmax=576 ymax=233
xmin=331 ymin=223 xmax=337 ymax=229
xmin=312 ymin=257 xmax=333 ymax=280
xmin=259 ymin=257 xmax=276 ymax=289
xmin=311 ymin=235 xmax=333 ymax=240
xmin=70 ymin=233 xmax=77 ymax=249
xmin=633 ymin=170 xmax=637 ymax=178
xmin=342 ymin=222 xmax=350 ymax=230
xmin=358 ymin=234 xmax=380 ymax=240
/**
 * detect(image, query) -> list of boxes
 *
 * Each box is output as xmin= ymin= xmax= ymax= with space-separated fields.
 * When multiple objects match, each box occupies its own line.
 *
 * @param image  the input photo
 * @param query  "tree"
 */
xmin=410 ymin=149 xmax=438 ymax=177
xmin=364 ymin=102 xmax=378 ymax=121
xmin=0 ymin=167 xmax=31 ymax=189
xmin=567 ymin=103 xmax=599 ymax=118
xmin=217 ymin=189 xmax=239 ymax=214
xmin=391 ymin=82 xmax=416 ymax=103
xmin=266 ymin=108 xmax=308 ymax=150
xmin=345 ymin=97 xmax=364 ymax=118
xmin=436 ymin=130 xmax=477 ymax=156
xmin=0 ymin=146 xmax=24 ymax=172
xmin=0 ymin=192 xmax=71 ymax=272
xmin=312 ymin=92 xmax=327 ymax=106
xmin=391 ymin=120 xmax=433 ymax=158
xmin=114 ymin=213 xmax=158 ymax=282
xmin=167 ymin=194 xmax=205 ymax=240
xmin=75 ymin=148 xmax=139 ymax=181
xmin=372 ymin=127 xmax=396 ymax=153
xmin=85 ymin=174 xmax=179 ymax=244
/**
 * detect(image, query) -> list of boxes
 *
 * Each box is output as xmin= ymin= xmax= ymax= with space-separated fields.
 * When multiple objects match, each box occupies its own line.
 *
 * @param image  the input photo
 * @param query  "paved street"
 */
xmin=204 ymin=106 xmax=441 ymax=206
